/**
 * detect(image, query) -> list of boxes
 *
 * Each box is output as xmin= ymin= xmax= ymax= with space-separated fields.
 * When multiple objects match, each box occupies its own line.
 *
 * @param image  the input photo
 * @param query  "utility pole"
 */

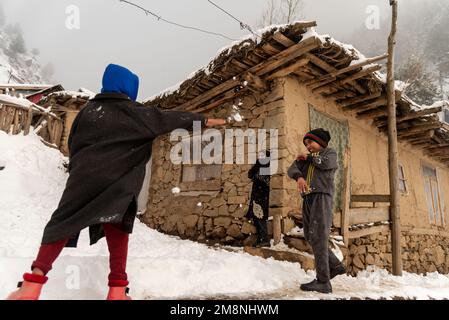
xmin=386 ymin=0 xmax=402 ymax=276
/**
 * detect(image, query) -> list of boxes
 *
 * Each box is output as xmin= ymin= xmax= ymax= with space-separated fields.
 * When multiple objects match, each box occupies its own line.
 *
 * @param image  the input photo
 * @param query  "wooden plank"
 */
xmin=4 ymin=107 xmax=16 ymax=133
xmin=356 ymin=107 xmax=389 ymax=119
xmin=338 ymin=65 xmax=382 ymax=84
xmin=325 ymin=91 xmax=356 ymax=101
xmin=348 ymin=207 xmax=390 ymax=225
xmin=423 ymin=143 xmax=449 ymax=150
xmin=339 ymin=92 xmax=382 ymax=107
xmin=54 ymin=120 xmax=64 ymax=147
xmin=351 ymin=194 xmax=390 ymax=203
xmin=303 ymin=53 xmax=367 ymax=94
xmin=348 ymin=225 xmax=390 ymax=239
xmin=12 ymin=109 xmax=21 ymax=134
xmin=0 ymin=105 xmax=6 ymax=131
xmin=23 ymin=106 xmax=33 ymax=136
xmin=261 ymin=43 xmax=281 ymax=55
xmin=397 ymin=122 xmax=441 ymax=138
xmin=272 ymin=32 xmax=295 ymax=47
xmin=314 ymin=65 xmax=382 ymax=93
xmin=348 ymin=97 xmax=387 ymax=114
xmin=273 ymin=213 xmax=282 ymax=245
xmin=193 ymin=89 xmax=240 ymax=113
xmin=252 ymin=36 xmax=321 ymax=76
xmin=242 ymin=72 xmax=268 ymax=92
xmin=306 ymin=54 xmax=388 ymax=86
xmin=308 ymin=76 xmax=337 ymax=90
xmin=374 ymin=106 xmax=443 ymax=127
xmin=265 ymin=58 xmax=310 ymax=80
xmin=341 ymin=148 xmax=351 ymax=246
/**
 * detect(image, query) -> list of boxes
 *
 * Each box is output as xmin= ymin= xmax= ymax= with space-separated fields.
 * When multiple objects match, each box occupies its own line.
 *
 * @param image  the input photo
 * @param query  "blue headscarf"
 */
xmin=101 ymin=64 xmax=139 ymax=101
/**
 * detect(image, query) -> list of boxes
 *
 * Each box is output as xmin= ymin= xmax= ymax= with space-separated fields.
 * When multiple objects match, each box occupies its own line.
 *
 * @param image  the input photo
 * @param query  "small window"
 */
xmin=182 ymin=164 xmax=222 ymax=182
xmin=398 ymin=164 xmax=407 ymax=193
xmin=422 ymin=164 xmax=444 ymax=226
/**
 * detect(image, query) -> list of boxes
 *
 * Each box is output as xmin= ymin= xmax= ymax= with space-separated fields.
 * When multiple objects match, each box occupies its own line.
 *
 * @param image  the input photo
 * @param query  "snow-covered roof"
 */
xmin=143 ymin=21 xmax=448 ymax=165
xmin=0 ymin=93 xmax=34 ymax=108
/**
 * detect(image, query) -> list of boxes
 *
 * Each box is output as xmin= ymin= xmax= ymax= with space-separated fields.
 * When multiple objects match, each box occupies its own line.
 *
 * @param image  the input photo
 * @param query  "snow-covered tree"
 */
xmin=397 ymin=55 xmax=441 ymax=105
xmin=5 ymin=23 xmax=27 ymax=55
xmin=41 ymin=62 xmax=55 ymax=82
xmin=258 ymin=0 xmax=305 ymax=27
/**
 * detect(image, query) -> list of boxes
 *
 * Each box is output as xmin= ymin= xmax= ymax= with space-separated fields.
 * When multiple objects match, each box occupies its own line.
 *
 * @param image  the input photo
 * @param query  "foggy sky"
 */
xmin=1 ymin=0 xmax=419 ymax=100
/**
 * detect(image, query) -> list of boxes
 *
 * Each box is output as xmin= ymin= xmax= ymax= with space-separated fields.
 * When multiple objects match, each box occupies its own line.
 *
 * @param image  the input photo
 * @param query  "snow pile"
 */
xmin=1 ymin=131 xmax=449 ymax=300
xmin=0 ymin=93 xmax=34 ymax=107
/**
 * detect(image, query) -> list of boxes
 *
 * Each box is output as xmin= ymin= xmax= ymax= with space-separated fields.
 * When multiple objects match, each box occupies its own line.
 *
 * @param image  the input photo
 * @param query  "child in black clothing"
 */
xmin=288 ymin=128 xmax=346 ymax=294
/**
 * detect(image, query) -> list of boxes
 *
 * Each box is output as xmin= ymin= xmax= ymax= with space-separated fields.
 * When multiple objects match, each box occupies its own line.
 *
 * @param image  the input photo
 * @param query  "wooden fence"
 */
xmin=0 ymin=102 xmax=63 ymax=147
xmin=334 ymin=163 xmax=391 ymax=245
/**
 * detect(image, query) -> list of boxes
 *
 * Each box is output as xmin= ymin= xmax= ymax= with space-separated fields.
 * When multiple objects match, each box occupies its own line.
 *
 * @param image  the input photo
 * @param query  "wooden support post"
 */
xmin=23 ymin=106 xmax=34 ymax=136
xmin=386 ymin=0 xmax=402 ymax=276
xmin=341 ymin=148 xmax=351 ymax=246
xmin=273 ymin=214 xmax=282 ymax=245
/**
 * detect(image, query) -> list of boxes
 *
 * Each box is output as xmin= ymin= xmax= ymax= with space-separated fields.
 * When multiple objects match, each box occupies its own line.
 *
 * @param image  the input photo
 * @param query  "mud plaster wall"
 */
xmin=282 ymin=76 xmax=449 ymax=233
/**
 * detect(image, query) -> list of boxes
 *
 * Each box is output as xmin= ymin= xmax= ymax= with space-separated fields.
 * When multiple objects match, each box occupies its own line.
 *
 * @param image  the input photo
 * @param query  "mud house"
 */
xmin=0 ymin=88 xmax=93 ymax=156
xmin=140 ymin=21 xmax=449 ymax=275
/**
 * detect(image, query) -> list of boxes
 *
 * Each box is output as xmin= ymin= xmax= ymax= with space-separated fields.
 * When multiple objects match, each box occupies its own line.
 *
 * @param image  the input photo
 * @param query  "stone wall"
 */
xmin=142 ymin=79 xmax=297 ymax=245
xmin=343 ymin=231 xmax=449 ymax=275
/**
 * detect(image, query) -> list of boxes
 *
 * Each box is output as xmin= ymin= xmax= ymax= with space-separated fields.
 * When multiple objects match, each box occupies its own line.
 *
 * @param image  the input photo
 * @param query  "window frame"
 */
xmin=421 ymin=162 xmax=445 ymax=226
xmin=398 ymin=163 xmax=408 ymax=194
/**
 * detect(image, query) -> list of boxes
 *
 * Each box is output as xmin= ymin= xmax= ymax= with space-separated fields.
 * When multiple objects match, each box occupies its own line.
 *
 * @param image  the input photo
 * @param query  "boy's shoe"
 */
xmin=6 ymin=273 xmax=48 ymax=300
xmin=106 ymin=287 xmax=132 ymax=300
xmin=330 ymin=263 xmax=347 ymax=279
xmin=300 ymin=279 xmax=332 ymax=294
xmin=107 ymin=280 xmax=132 ymax=300
xmin=254 ymin=240 xmax=271 ymax=248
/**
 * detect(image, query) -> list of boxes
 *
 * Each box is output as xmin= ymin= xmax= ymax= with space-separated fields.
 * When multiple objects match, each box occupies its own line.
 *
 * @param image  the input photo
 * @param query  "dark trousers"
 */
xmin=32 ymin=223 xmax=129 ymax=286
xmin=254 ymin=218 xmax=269 ymax=242
xmin=302 ymin=193 xmax=340 ymax=282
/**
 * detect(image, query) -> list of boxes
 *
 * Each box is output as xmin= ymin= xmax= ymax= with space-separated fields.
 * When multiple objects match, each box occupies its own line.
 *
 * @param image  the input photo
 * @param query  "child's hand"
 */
xmin=297 ymin=153 xmax=309 ymax=161
xmin=297 ymin=177 xmax=309 ymax=194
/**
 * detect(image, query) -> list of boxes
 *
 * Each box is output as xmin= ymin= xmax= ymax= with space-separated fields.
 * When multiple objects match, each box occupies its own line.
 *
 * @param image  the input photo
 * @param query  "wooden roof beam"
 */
xmin=374 ymin=106 xmax=443 ymax=127
xmin=313 ymin=65 xmax=382 ymax=94
xmin=345 ymin=96 xmax=387 ymax=114
xmin=264 ymin=58 xmax=310 ymax=81
xmin=306 ymin=54 xmax=388 ymax=86
xmin=397 ymin=123 xmax=442 ymax=138
xmin=303 ymin=53 xmax=367 ymax=94
xmin=339 ymin=92 xmax=382 ymax=107
xmin=173 ymin=36 xmax=322 ymax=111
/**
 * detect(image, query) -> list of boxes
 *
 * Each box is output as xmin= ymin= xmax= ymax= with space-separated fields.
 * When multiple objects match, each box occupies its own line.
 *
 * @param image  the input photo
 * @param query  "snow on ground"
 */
xmin=1 ymin=131 xmax=449 ymax=300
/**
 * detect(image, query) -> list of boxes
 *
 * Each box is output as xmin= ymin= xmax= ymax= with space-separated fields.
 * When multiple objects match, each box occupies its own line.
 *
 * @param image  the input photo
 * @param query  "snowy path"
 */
xmin=1 ymin=132 xmax=449 ymax=300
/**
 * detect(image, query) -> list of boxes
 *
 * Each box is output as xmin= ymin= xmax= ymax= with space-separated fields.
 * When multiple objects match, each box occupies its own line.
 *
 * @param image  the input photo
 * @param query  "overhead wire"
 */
xmin=119 ymin=0 xmax=237 ymax=41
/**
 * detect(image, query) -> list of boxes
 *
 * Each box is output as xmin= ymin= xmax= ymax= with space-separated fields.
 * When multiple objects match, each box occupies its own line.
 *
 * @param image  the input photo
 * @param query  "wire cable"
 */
xmin=119 ymin=0 xmax=236 ymax=41
xmin=207 ymin=0 xmax=260 ymax=39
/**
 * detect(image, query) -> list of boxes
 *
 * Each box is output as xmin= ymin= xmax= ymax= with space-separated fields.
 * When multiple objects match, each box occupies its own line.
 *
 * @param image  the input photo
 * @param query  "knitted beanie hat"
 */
xmin=303 ymin=128 xmax=331 ymax=148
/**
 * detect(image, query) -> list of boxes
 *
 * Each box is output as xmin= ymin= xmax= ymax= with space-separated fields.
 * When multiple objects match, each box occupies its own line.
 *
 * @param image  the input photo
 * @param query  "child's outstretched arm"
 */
xmin=307 ymin=148 xmax=338 ymax=170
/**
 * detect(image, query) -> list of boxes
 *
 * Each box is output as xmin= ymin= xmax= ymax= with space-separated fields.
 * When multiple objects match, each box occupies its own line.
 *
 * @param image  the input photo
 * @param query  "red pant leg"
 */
xmin=31 ymin=238 xmax=69 ymax=275
xmin=103 ymin=223 xmax=129 ymax=287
